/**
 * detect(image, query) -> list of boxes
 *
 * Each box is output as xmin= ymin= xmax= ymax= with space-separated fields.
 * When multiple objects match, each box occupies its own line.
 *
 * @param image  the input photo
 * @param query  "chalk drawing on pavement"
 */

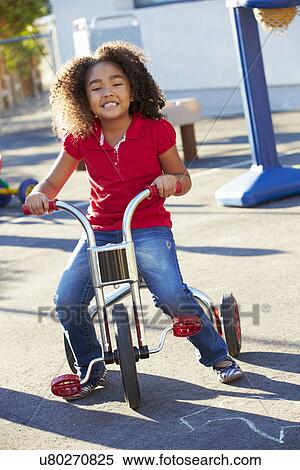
xmin=179 ymin=397 xmax=300 ymax=444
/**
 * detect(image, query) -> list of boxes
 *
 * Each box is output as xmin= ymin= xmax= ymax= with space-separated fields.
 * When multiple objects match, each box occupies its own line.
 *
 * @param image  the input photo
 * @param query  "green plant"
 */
xmin=0 ymin=0 xmax=51 ymax=84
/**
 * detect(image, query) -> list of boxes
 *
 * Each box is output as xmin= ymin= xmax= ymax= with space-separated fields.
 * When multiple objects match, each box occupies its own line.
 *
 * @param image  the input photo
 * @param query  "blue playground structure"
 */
xmin=215 ymin=0 xmax=300 ymax=207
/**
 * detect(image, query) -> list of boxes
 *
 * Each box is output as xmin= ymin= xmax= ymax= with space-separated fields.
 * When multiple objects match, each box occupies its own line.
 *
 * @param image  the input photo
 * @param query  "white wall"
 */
xmin=51 ymin=0 xmax=115 ymax=65
xmin=50 ymin=0 xmax=300 ymax=115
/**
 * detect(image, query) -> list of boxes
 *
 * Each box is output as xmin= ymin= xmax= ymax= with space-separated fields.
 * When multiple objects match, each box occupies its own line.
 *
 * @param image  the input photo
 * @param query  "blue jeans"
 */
xmin=54 ymin=227 xmax=228 ymax=383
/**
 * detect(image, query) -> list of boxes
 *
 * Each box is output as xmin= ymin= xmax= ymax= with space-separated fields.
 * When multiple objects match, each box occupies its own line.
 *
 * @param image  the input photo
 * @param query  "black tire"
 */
xmin=63 ymin=335 xmax=77 ymax=374
xmin=112 ymin=303 xmax=140 ymax=410
xmin=220 ymin=293 xmax=242 ymax=357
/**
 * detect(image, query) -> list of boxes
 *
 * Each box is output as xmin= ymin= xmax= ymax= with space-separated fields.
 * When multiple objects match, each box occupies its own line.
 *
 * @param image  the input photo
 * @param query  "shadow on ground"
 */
xmin=0 ymin=368 xmax=299 ymax=450
xmin=176 ymin=245 xmax=285 ymax=256
xmin=238 ymin=351 xmax=300 ymax=373
xmin=0 ymin=235 xmax=78 ymax=252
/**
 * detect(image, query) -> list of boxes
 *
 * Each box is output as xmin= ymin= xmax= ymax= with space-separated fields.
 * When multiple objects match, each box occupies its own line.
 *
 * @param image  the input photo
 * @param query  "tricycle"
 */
xmin=0 ymin=154 xmax=38 ymax=207
xmin=23 ymin=183 xmax=242 ymax=409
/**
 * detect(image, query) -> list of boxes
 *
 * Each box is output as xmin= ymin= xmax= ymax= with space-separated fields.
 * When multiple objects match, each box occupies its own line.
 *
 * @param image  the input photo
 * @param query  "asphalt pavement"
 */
xmin=0 ymin=97 xmax=300 ymax=451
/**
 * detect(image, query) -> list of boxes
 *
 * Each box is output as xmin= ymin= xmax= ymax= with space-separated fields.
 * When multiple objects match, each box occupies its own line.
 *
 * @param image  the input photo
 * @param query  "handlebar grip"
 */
xmin=22 ymin=199 xmax=58 ymax=215
xmin=49 ymin=200 xmax=59 ymax=212
xmin=22 ymin=205 xmax=32 ymax=215
xmin=147 ymin=180 xmax=182 ymax=198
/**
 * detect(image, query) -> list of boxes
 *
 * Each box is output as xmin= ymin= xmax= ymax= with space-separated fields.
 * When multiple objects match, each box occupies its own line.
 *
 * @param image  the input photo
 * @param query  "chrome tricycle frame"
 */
xmin=47 ymin=188 xmax=217 ymax=386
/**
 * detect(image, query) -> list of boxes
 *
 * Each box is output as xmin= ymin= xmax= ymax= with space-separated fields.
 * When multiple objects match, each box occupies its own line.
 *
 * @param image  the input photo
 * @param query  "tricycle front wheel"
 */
xmin=113 ymin=303 xmax=140 ymax=410
xmin=63 ymin=303 xmax=141 ymax=409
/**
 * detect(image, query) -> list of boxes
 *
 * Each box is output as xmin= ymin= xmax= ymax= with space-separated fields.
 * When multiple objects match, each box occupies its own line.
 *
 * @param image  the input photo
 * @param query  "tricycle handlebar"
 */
xmin=22 ymin=198 xmax=59 ymax=215
xmin=22 ymin=181 xmax=182 ymax=244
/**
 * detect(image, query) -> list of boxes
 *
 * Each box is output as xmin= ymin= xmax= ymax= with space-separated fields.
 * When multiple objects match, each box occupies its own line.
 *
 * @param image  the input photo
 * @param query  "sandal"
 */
xmin=65 ymin=369 xmax=108 ymax=401
xmin=213 ymin=359 xmax=243 ymax=384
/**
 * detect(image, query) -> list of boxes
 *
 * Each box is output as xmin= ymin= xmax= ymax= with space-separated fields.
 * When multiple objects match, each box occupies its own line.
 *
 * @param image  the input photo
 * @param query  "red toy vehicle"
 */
xmin=0 ymin=155 xmax=38 ymax=207
xmin=23 ymin=184 xmax=242 ymax=409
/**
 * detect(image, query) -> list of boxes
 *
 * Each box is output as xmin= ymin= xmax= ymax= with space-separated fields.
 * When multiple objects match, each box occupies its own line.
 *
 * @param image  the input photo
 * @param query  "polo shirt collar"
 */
xmin=93 ymin=113 xmax=145 ymax=150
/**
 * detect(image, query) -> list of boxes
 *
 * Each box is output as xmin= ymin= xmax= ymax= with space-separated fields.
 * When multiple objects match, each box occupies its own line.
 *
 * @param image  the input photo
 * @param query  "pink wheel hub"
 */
xmin=234 ymin=303 xmax=241 ymax=343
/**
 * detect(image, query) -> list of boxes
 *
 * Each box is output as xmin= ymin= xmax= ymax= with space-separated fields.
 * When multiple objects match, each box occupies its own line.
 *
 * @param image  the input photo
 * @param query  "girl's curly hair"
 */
xmin=50 ymin=41 xmax=166 ymax=138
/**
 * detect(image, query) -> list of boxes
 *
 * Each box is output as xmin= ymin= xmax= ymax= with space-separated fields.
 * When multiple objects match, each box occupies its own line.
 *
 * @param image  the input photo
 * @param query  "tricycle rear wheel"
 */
xmin=220 ymin=293 xmax=241 ymax=357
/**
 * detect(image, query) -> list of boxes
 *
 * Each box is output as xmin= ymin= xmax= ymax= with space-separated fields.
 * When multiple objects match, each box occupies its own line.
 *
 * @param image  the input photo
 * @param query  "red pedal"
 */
xmin=172 ymin=315 xmax=201 ymax=337
xmin=51 ymin=374 xmax=81 ymax=397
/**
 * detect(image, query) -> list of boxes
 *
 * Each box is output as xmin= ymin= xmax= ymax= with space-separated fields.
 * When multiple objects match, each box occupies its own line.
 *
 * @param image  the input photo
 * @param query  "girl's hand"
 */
xmin=24 ymin=192 xmax=50 ymax=216
xmin=151 ymin=174 xmax=178 ymax=198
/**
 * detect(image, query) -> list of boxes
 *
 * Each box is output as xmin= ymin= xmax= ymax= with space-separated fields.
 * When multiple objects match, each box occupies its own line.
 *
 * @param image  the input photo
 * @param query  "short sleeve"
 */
xmin=62 ymin=133 xmax=83 ymax=161
xmin=155 ymin=119 xmax=177 ymax=155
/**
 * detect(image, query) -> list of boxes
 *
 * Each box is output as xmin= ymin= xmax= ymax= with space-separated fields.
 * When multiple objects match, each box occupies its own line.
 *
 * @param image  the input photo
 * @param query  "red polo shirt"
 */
xmin=63 ymin=113 xmax=176 ymax=230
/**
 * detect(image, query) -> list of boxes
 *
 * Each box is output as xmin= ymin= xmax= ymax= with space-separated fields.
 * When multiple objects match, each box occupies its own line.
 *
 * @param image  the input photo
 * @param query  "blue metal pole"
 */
xmin=216 ymin=1 xmax=300 ymax=207
xmin=230 ymin=7 xmax=279 ymax=169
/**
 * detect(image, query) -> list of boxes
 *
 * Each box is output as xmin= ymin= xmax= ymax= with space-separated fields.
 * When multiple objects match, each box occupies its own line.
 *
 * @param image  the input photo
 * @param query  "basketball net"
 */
xmin=253 ymin=6 xmax=299 ymax=33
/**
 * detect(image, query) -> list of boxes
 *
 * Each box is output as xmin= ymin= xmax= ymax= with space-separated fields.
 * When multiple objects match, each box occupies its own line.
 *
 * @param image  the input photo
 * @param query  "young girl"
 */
xmin=25 ymin=41 xmax=243 ymax=400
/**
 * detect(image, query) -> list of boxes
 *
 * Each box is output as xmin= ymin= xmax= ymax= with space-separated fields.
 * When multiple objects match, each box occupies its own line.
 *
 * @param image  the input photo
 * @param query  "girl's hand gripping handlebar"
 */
xmin=147 ymin=180 xmax=182 ymax=198
xmin=22 ymin=181 xmax=182 ymax=216
xmin=22 ymin=199 xmax=59 ymax=215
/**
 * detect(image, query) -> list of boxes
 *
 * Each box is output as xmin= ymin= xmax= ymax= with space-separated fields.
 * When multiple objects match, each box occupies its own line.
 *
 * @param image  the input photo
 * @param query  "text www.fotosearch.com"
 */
xmin=122 ymin=453 xmax=261 ymax=467
xmin=39 ymin=452 xmax=262 ymax=467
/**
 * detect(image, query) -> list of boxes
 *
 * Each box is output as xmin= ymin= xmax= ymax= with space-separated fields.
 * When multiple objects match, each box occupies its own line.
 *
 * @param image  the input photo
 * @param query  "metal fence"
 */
xmin=0 ymin=32 xmax=56 ymax=114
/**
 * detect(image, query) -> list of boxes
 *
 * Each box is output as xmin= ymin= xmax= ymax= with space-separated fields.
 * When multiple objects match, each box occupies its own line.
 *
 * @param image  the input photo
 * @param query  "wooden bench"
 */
xmin=76 ymin=97 xmax=201 ymax=170
xmin=163 ymin=97 xmax=201 ymax=162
